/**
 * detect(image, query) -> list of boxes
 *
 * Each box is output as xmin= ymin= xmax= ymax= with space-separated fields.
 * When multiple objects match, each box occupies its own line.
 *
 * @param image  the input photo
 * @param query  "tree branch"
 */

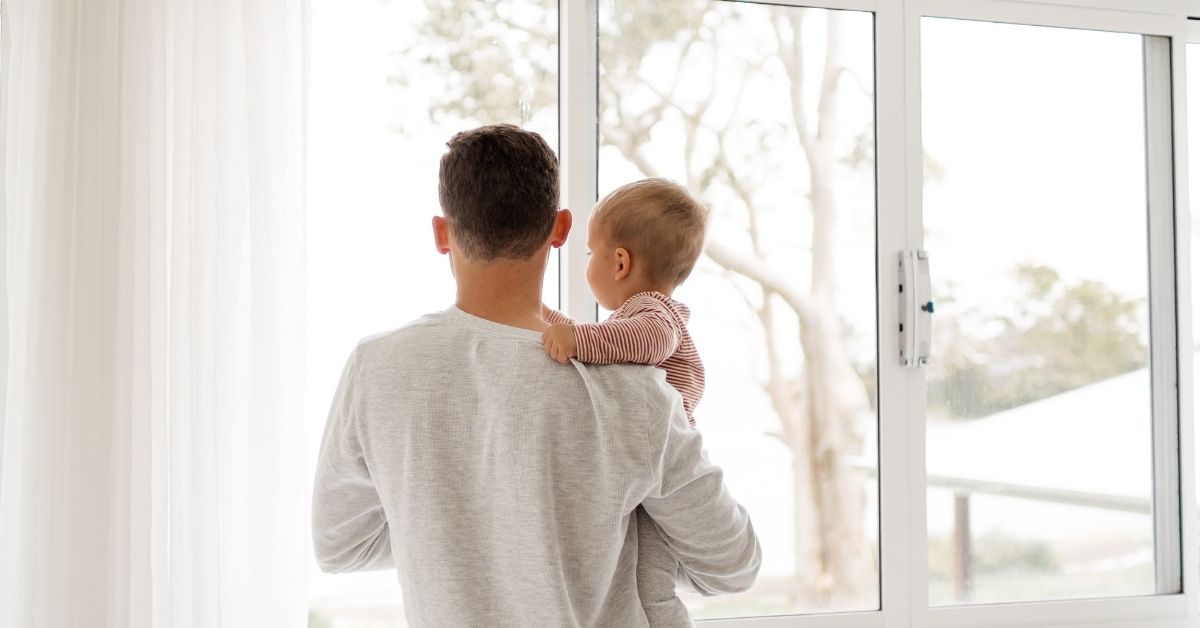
xmin=714 ymin=129 xmax=764 ymax=247
xmin=816 ymin=11 xmax=842 ymax=143
xmin=841 ymin=67 xmax=871 ymax=101
xmin=705 ymin=239 xmax=816 ymax=327
xmin=773 ymin=9 xmax=810 ymax=145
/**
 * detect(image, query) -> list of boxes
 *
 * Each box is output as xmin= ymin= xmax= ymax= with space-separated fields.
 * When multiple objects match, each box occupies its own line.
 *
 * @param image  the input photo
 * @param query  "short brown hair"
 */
xmin=438 ymin=124 xmax=559 ymax=260
xmin=592 ymin=178 xmax=709 ymax=287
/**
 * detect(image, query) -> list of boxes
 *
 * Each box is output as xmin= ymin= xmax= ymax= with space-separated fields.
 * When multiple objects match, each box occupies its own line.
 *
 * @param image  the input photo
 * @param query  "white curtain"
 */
xmin=0 ymin=1 xmax=308 ymax=627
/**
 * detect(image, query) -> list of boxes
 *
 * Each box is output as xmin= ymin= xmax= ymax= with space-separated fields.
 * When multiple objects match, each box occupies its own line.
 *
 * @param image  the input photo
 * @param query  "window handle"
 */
xmin=899 ymin=250 xmax=933 ymax=368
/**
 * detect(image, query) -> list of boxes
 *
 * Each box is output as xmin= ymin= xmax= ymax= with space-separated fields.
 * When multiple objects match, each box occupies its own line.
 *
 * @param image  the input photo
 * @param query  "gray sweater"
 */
xmin=311 ymin=307 xmax=761 ymax=628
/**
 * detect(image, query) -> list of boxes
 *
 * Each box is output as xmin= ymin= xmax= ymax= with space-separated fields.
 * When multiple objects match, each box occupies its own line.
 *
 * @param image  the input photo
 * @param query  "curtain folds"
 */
xmin=0 ymin=1 xmax=308 ymax=627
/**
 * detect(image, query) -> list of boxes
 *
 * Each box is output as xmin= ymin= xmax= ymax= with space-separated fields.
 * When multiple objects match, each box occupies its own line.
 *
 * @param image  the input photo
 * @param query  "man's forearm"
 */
xmin=643 ymin=465 xmax=761 ymax=595
xmin=312 ymin=348 xmax=395 ymax=573
xmin=640 ymin=396 xmax=762 ymax=595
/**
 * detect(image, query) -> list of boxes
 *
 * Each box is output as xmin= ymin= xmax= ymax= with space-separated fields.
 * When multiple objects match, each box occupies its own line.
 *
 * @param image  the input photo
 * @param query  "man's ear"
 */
xmin=614 ymin=247 xmax=632 ymax=281
xmin=549 ymin=209 xmax=572 ymax=248
xmin=432 ymin=216 xmax=451 ymax=255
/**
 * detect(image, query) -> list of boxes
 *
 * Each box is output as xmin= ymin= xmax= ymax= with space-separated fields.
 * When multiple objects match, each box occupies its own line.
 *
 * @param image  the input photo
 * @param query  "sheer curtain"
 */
xmin=0 ymin=1 xmax=309 ymax=627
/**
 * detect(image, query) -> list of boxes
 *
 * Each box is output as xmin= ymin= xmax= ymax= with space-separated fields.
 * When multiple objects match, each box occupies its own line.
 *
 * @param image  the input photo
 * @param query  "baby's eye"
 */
xmin=585 ymin=251 xmax=593 ymax=257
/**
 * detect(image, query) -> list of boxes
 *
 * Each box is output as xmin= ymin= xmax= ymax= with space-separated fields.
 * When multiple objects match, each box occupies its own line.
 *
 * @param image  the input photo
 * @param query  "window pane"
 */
xmin=922 ymin=18 xmax=1157 ymax=605
xmin=305 ymin=2 xmax=557 ymax=626
xmin=599 ymin=0 xmax=879 ymax=617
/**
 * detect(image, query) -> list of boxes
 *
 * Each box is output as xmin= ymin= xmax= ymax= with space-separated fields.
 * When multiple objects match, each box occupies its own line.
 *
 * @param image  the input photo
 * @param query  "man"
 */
xmin=311 ymin=123 xmax=761 ymax=627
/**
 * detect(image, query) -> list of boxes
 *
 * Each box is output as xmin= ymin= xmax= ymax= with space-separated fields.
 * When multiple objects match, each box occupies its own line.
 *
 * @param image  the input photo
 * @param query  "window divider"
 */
xmin=1145 ymin=29 xmax=1184 ymax=598
xmin=558 ymin=0 xmax=599 ymax=322
xmin=915 ymin=0 xmax=1173 ymax=36
xmin=732 ymin=0 xmax=880 ymax=12
xmin=1174 ymin=15 xmax=1199 ymax=619
xmin=877 ymin=2 xmax=921 ymax=628
xmin=698 ymin=611 xmax=886 ymax=628
xmin=901 ymin=3 xmax=932 ymax=627
xmin=925 ymin=594 xmax=1187 ymax=628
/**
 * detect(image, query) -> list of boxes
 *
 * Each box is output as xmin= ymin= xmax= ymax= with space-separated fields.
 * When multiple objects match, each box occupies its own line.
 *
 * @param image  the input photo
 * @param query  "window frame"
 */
xmin=908 ymin=5 xmax=1188 ymax=628
xmin=559 ymin=0 xmax=1200 ymax=627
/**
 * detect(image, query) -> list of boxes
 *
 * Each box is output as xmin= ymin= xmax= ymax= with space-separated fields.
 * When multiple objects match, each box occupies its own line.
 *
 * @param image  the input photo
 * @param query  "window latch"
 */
xmin=899 ymin=249 xmax=932 ymax=368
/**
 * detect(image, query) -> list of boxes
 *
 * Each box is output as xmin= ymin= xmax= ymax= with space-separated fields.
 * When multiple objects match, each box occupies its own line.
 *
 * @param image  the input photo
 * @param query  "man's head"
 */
xmin=436 ymin=124 xmax=562 ymax=261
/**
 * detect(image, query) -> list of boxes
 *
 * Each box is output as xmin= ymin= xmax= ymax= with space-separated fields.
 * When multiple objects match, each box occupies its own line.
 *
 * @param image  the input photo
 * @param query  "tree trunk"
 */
xmin=788 ymin=423 xmax=824 ymax=607
xmin=798 ymin=310 xmax=872 ymax=607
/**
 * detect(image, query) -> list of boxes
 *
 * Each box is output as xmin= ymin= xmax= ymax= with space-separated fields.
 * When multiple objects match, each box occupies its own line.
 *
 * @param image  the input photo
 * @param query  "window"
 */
xmin=597 ymin=0 xmax=879 ymax=617
xmin=922 ymin=18 xmax=1165 ymax=604
xmin=305 ymin=2 xmax=1198 ymax=627
xmin=305 ymin=1 xmax=557 ymax=625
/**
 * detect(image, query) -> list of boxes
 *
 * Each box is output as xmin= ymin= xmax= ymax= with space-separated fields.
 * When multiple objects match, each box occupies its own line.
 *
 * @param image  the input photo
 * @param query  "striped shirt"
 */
xmin=548 ymin=291 xmax=704 ymax=427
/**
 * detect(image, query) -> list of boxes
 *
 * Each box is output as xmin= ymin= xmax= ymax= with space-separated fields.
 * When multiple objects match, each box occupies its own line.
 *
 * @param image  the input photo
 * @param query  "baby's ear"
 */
xmin=614 ymin=247 xmax=632 ymax=280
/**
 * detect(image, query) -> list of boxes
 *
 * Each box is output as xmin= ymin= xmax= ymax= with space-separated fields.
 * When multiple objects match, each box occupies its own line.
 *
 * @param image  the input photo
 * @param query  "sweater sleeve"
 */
xmin=639 ymin=381 xmax=762 ymax=595
xmin=311 ymin=348 xmax=393 ymax=573
xmin=574 ymin=295 xmax=682 ymax=366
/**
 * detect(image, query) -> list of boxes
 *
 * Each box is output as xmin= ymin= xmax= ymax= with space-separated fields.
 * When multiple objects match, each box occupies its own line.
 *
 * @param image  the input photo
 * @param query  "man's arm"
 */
xmin=311 ymin=348 xmax=393 ymax=573
xmin=640 ymin=386 xmax=762 ymax=595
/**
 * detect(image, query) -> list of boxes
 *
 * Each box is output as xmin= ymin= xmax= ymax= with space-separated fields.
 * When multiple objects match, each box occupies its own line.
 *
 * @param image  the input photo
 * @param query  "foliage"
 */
xmin=307 ymin=611 xmax=334 ymax=628
xmin=928 ymin=531 xmax=1058 ymax=580
xmin=928 ymin=264 xmax=1148 ymax=420
xmin=402 ymin=0 xmax=558 ymax=127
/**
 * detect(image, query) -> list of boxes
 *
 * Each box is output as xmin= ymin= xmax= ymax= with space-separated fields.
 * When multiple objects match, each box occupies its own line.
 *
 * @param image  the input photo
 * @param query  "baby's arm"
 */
xmin=542 ymin=304 xmax=575 ymax=325
xmin=542 ymin=305 xmax=579 ymax=363
xmin=573 ymin=298 xmax=682 ymax=366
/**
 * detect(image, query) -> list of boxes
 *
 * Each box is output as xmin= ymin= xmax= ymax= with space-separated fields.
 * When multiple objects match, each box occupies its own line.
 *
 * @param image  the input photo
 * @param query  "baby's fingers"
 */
xmin=542 ymin=337 xmax=566 ymax=363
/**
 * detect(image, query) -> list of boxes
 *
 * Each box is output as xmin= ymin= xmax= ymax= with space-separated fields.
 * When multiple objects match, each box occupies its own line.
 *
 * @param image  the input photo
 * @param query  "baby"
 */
xmin=542 ymin=178 xmax=708 ymax=627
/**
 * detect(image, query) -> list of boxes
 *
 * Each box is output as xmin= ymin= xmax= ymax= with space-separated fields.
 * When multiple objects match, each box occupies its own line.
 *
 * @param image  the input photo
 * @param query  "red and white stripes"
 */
xmin=552 ymin=292 xmax=704 ymax=427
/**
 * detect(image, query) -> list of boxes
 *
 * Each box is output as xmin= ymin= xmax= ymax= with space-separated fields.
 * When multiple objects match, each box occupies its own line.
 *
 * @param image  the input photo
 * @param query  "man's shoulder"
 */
xmin=353 ymin=310 xmax=452 ymax=361
xmin=573 ymin=361 xmax=683 ymax=413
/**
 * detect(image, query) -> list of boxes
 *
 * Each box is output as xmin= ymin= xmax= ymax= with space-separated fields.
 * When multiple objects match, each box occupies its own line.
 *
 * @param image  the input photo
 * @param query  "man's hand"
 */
xmin=542 ymin=323 xmax=578 ymax=364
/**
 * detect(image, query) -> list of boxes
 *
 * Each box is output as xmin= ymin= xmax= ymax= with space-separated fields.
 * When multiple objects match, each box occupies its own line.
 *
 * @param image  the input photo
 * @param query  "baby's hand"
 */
xmin=542 ymin=323 xmax=578 ymax=364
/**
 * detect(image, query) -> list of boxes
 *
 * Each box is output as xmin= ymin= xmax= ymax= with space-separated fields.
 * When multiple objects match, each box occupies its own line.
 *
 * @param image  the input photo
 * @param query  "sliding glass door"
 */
xmin=921 ymin=18 xmax=1165 ymax=605
xmin=597 ymin=0 xmax=880 ymax=618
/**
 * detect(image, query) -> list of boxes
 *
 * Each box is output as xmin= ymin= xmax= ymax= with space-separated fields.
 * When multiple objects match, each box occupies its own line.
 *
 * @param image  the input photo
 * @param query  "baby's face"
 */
xmin=585 ymin=217 xmax=625 ymax=311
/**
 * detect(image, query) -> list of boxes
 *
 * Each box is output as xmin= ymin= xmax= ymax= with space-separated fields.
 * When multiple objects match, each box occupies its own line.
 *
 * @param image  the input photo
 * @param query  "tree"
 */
xmin=406 ymin=0 xmax=877 ymax=607
xmin=928 ymin=265 xmax=1148 ymax=420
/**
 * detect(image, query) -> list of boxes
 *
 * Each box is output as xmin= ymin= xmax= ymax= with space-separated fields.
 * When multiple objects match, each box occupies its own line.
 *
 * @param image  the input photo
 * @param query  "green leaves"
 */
xmin=929 ymin=265 xmax=1147 ymax=421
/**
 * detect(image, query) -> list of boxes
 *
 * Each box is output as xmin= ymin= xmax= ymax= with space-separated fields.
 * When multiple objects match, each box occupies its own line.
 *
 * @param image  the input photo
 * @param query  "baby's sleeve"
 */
xmin=544 ymin=308 xmax=575 ymax=325
xmin=573 ymin=295 xmax=682 ymax=366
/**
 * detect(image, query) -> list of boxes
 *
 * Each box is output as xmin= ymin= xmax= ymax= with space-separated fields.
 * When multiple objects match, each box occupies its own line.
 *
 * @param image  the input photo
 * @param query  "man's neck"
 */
xmin=454 ymin=257 xmax=548 ymax=332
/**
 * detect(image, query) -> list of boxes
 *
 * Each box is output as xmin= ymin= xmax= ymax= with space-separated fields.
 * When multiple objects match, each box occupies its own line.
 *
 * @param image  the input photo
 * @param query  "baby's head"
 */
xmin=586 ymin=178 xmax=709 ymax=310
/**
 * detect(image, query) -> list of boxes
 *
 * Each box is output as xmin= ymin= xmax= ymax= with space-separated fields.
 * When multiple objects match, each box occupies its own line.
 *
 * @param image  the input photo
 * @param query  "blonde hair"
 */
xmin=592 ymin=178 xmax=709 ymax=287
